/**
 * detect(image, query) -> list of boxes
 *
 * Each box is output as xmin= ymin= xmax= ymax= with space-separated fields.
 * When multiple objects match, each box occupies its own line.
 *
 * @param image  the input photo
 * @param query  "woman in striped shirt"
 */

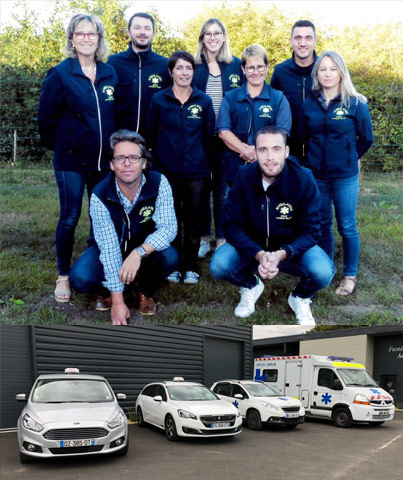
xmin=193 ymin=18 xmax=245 ymax=258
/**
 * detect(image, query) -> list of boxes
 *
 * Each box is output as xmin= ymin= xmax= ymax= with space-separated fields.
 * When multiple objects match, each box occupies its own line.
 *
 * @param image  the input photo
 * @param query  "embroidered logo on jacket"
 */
xmin=275 ymin=203 xmax=293 ymax=220
xmin=259 ymin=105 xmax=273 ymax=118
xmin=332 ymin=107 xmax=349 ymax=120
xmin=187 ymin=104 xmax=203 ymax=119
xmin=139 ymin=206 xmax=154 ymax=223
xmin=229 ymin=74 xmax=241 ymax=87
xmin=103 ymin=85 xmax=115 ymax=101
xmin=148 ymin=74 xmax=163 ymax=88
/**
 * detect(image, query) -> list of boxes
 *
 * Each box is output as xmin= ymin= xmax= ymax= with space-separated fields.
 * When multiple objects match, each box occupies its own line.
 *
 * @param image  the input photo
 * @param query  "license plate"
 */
xmin=60 ymin=439 xmax=95 ymax=448
xmin=210 ymin=422 xmax=230 ymax=429
xmin=373 ymin=414 xmax=390 ymax=419
xmin=285 ymin=413 xmax=299 ymax=418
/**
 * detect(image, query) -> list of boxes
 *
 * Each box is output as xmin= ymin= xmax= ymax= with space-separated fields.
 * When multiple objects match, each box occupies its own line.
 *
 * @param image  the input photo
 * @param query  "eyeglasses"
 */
xmin=204 ymin=31 xmax=223 ymax=39
xmin=74 ymin=32 xmax=99 ymax=40
xmin=245 ymin=64 xmax=267 ymax=74
xmin=113 ymin=155 xmax=143 ymax=164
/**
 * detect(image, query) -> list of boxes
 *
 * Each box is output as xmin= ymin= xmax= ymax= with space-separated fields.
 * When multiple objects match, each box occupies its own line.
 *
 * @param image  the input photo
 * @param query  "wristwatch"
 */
xmin=135 ymin=246 xmax=147 ymax=259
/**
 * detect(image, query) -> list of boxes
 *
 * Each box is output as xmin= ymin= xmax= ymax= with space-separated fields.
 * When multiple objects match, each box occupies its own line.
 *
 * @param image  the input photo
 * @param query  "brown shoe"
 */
xmin=95 ymin=296 xmax=112 ymax=311
xmin=138 ymin=292 xmax=156 ymax=315
xmin=335 ymin=276 xmax=357 ymax=296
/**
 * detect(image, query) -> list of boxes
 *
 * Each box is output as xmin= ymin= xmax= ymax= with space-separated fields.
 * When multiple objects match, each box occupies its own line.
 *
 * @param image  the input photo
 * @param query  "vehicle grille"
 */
xmin=199 ymin=415 xmax=236 ymax=427
xmin=370 ymin=400 xmax=393 ymax=406
xmin=282 ymin=407 xmax=300 ymax=412
xmin=182 ymin=426 xmax=241 ymax=436
xmin=44 ymin=428 xmax=109 ymax=440
xmin=49 ymin=445 xmax=104 ymax=455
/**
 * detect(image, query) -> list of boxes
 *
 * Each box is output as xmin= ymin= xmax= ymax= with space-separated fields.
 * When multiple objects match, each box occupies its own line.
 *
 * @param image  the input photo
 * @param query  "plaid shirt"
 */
xmin=90 ymin=174 xmax=177 ymax=292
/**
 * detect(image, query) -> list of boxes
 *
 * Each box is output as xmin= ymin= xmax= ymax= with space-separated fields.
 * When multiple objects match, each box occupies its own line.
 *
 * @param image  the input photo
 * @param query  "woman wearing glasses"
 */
xmin=193 ymin=18 xmax=245 ymax=258
xmin=146 ymin=51 xmax=215 ymax=285
xmin=299 ymin=51 xmax=373 ymax=295
xmin=38 ymin=14 xmax=117 ymax=303
xmin=217 ymin=44 xmax=291 ymax=184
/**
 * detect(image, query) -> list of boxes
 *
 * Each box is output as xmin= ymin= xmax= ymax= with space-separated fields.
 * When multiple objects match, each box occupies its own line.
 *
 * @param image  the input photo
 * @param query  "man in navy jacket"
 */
xmin=210 ymin=126 xmax=334 ymax=325
xmin=270 ymin=20 xmax=318 ymax=160
xmin=107 ymin=12 xmax=171 ymax=136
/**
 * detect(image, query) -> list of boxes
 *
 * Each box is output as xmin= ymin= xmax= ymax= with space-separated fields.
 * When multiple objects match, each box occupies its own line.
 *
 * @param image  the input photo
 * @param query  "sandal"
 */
xmin=335 ymin=276 xmax=357 ymax=296
xmin=54 ymin=276 xmax=71 ymax=303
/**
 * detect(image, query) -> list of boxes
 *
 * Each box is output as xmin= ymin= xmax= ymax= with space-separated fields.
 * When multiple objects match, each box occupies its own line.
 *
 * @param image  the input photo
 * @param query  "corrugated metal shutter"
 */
xmin=204 ymin=337 xmax=243 ymax=388
xmin=0 ymin=326 xmax=34 ymax=429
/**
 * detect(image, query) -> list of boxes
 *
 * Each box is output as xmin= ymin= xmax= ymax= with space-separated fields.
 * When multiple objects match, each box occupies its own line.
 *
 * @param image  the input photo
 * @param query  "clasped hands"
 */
xmin=257 ymin=250 xmax=287 ymax=280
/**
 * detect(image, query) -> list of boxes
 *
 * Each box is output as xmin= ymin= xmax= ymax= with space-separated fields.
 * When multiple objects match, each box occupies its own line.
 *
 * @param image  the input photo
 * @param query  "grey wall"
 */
xmin=373 ymin=334 xmax=403 ymax=404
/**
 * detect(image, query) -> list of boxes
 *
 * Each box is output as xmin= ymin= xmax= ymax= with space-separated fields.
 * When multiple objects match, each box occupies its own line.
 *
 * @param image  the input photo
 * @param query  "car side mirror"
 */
xmin=333 ymin=379 xmax=343 ymax=391
xmin=234 ymin=394 xmax=244 ymax=400
xmin=116 ymin=393 xmax=127 ymax=400
xmin=16 ymin=394 xmax=27 ymax=401
xmin=153 ymin=395 xmax=163 ymax=402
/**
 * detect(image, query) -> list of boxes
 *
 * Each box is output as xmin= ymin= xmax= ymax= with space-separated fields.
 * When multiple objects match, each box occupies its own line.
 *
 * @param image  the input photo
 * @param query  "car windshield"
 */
xmin=32 ymin=379 xmax=114 ymax=403
xmin=243 ymin=382 xmax=283 ymax=397
xmin=167 ymin=385 xmax=218 ymax=401
xmin=337 ymin=369 xmax=378 ymax=387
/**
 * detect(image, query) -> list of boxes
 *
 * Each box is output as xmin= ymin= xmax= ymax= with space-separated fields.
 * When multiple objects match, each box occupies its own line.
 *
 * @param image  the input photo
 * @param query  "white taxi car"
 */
xmin=135 ymin=377 xmax=242 ymax=441
xmin=16 ymin=368 xmax=128 ymax=463
xmin=211 ymin=379 xmax=305 ymax=430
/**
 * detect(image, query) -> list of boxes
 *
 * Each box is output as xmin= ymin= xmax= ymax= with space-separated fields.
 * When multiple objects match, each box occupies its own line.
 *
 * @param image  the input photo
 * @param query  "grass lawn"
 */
xmin=0 ymin=166 xmax=402 ymax=325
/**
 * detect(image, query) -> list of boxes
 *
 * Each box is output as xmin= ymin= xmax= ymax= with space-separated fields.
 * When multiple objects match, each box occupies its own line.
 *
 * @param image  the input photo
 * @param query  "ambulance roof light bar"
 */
xmin=327 ymin=356 xmax=355 ymax=362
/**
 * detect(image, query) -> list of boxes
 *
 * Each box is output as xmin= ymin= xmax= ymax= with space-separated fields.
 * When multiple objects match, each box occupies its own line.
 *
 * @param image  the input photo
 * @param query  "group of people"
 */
xmin=38 ymin=12 xmax=373 ymax=325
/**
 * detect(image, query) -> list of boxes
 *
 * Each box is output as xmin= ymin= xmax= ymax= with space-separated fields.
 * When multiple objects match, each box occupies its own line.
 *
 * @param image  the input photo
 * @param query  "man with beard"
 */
xmin=270 ymin=20 xmax=318 ymax=161
xmin=108 ymin=12 xmax=171 ymax=136
xmin=209 ymin=126 xmax=334 ymax=325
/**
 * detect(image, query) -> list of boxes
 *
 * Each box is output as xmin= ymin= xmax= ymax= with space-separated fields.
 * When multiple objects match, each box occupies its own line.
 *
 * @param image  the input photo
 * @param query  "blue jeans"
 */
xmin=54 ymin=170 xmax=110 ymax=276
xmin=316 ymin=175 xmax=359 ymax=276
xmin=210 ymin=243 xmax=335 ymax=299
xmin=70 ymin=244 xmax=180 ymax=298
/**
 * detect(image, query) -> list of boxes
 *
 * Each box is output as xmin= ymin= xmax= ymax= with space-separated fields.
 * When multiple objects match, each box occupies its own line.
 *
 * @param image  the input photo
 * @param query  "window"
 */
xmin=213 ymin=383 xmax=231 ymax=396
xmin=231 ymin=385 xmax=247 ymax=398
xmin=318 ymin=369 xmax=341 ymax=390
xmin=154 ymin=384 xmax=167 ymax=401
xmin=262 ymin=369 xmax=278 ymax=382
xmin=142 ymin=385 xmax=157 ymax=397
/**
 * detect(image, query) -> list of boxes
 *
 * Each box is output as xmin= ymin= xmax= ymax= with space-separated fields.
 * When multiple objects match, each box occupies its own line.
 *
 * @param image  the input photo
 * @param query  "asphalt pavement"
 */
xmin=1 ymin=412 xmax=402 ymax=480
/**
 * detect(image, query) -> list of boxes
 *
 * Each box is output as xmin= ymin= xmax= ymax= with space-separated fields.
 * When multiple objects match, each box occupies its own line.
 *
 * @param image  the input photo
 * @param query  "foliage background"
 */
xmin=0 ymin=0 xmax=402 ymax=170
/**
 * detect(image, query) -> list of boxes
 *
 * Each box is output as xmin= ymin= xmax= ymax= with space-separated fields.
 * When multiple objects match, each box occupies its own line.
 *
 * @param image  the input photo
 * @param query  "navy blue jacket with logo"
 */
xmin=217 ymin=82 xmax=291 ymax=181
xmin=299 ymin=90 xmax=373 ymax=179
xmin=107 ymin=44 xmax=170 ymax=135
xmin=270 ymin=52 xmax=318 ymax=159
xmin=146 ymin=86 xmax=216 ymax=179
xmin=92 ymin=170 xmax=162 ymax=258
xmin=224 ymin=158 xmax=321 ymax=261
xmin=38 ymin=57 xmax=117 ymax=172
xmin=193 ymin=53 xmax=245 ymax=92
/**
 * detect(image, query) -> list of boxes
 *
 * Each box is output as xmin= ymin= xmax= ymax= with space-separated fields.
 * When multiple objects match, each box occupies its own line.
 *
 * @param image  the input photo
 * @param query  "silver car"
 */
xmin=16 ymin=368 xmax=128 ymax=463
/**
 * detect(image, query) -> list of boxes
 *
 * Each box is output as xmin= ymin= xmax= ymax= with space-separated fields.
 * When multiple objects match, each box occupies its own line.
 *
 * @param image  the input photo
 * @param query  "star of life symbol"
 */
xmin=321 ymin=393 xmax=332 ymax=405
xmin=278 ymin=397 xmax=288 ymax=401
xmin=280 ymin=206 xmax=290 ymax=215
xmin=232 ymin=400 xmax=239 ymax=408
xmin=369 ymin=388 xmax=381 ymax=395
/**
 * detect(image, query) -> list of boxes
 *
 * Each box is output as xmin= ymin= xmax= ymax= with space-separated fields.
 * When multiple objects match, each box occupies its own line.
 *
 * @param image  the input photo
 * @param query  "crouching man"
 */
xmin=70 ymin=129 xmax=179 ymax=324
xmin=210 ymin=126 xmax=334 ymax=325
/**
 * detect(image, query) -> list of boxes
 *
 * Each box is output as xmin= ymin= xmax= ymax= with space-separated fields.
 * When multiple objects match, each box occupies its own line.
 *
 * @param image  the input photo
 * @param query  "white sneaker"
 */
xmin=167 ymin=271 xmax=181 ymax=283
xmin=198 ymin=239 xmax=211 ymax=258
xmin=234 ymin=276 xmax=264 ymax=318
xmin=288 ymin=293 xmax=316 ymax=325
xmin=183 ymin=271 xmax=199 ymax=284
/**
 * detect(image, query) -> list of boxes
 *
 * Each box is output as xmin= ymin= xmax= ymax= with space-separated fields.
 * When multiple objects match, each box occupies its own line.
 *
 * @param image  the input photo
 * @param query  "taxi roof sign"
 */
xmin=173 ymin=377 xmax=184 ymax=382
xmin=64 ymin=368 xmax=80 ymax=374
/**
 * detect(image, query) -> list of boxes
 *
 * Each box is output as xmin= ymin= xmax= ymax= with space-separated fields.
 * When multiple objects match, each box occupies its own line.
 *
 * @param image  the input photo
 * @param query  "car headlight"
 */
xmin=260 ymin=401 xmax=281 ymax=411
xmin=353 ymin=394 xmax=370 ymax=405
xmin=23 ymin=414 xmax=44 ymax=432
xmin=177 ymin=409 xmax=197 ymax=420
xmin=108 ymin=411 xmax=125 ymax=429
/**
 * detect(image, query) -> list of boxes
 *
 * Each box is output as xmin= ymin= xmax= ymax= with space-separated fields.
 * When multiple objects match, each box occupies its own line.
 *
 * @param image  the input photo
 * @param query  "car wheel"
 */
xmin=332 ymin=407 xmax=353 ymax=428
xmin=137 ymin=406 xmax=145 ymax=427
xmin=165 ymin=414 xmax=179 ymax=442
xmin=20 ymin=451 xmax=34 ymax=464
xmin=246 ymin=409 xmax=262 ymax=431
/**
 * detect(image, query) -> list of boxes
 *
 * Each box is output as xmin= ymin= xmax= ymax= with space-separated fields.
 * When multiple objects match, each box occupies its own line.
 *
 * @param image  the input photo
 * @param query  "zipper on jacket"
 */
xmin=90 ymin=81 xmax=103 ymax=171
xmin=124 ymin=211 xmax=131 ymax=252
xmin=266 ymin=197 xmax=270 ymax=248
xmin=136 ymin=53 xmax=142 ymax=133
xmin=302 ymin=77 xmax=306 ymax=102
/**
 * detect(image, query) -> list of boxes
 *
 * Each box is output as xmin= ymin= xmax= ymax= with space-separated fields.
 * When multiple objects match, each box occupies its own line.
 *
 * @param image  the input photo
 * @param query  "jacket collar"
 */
xmin=236 ymin=82 xmax=271 ymax=102
xmin=291 ymin=51 xmax=318 ymax=72
xmin=71 ymin=57 xmax=111 ymax=81
xmin=249 ymin=158 xmax=290 ymax=191
xmin=126 ymin=42 xmax=155 ymax=60
xmin=164 ymin=85 xmax=202 ymax=102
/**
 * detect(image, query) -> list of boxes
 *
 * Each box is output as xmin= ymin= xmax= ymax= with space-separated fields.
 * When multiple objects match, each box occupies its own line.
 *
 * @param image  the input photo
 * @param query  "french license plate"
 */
xmin=60 ymin=439 xmax=95 ymax=448
xmin=210 ymin=422 xmax=230 ymax=429
xmin=373 ymin=414 xmax=390 ymax=419
xmin=285 ymin=413 xmax=299 ymax=418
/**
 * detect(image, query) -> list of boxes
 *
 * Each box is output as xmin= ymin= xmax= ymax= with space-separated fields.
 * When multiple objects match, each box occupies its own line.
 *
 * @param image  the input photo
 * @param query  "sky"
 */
xmin=0 ymin=0 xmax=400 ymax=32
xmin=253 ymin=325 xmax=311 ymax=339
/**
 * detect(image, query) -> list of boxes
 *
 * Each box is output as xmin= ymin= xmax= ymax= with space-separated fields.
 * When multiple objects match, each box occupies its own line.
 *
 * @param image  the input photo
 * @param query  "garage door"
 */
xmin=204 ymin=337 xmax=243 ymax=388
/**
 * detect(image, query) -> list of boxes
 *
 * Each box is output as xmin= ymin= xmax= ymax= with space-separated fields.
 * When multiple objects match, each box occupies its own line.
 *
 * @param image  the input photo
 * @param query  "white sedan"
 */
xmin=135 ymin=378 xmax=242 ymax=441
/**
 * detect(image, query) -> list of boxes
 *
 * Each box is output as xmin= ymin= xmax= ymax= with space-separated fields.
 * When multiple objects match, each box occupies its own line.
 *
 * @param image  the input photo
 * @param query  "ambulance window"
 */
xmin=263 ymin=369 xmax=278 ymax=382
xmin=318 ymin=369 xmax=339 ymax=389
xmin=231 ymin=385 xmax=248 ymax=398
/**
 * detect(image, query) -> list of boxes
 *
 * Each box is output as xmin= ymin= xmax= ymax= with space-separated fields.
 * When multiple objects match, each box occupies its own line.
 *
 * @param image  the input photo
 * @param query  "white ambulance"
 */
xmin=254 ymin=355 xmax=395 ymax=428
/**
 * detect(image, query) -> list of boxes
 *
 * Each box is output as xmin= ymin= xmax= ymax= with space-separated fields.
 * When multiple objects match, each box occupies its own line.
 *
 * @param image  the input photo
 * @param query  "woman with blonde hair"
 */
xmin=193 ymin=18 xmax=245 ymax=258
xmin=300 ymin=51 xmax=373 ymax=295
xmin=38 ymin=13 xmax=117 ymax=304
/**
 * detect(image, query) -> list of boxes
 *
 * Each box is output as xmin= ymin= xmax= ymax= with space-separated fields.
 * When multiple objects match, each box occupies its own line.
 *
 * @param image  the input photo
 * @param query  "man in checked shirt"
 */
xmin=70 ymin=129 xmax=179 ymax=324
